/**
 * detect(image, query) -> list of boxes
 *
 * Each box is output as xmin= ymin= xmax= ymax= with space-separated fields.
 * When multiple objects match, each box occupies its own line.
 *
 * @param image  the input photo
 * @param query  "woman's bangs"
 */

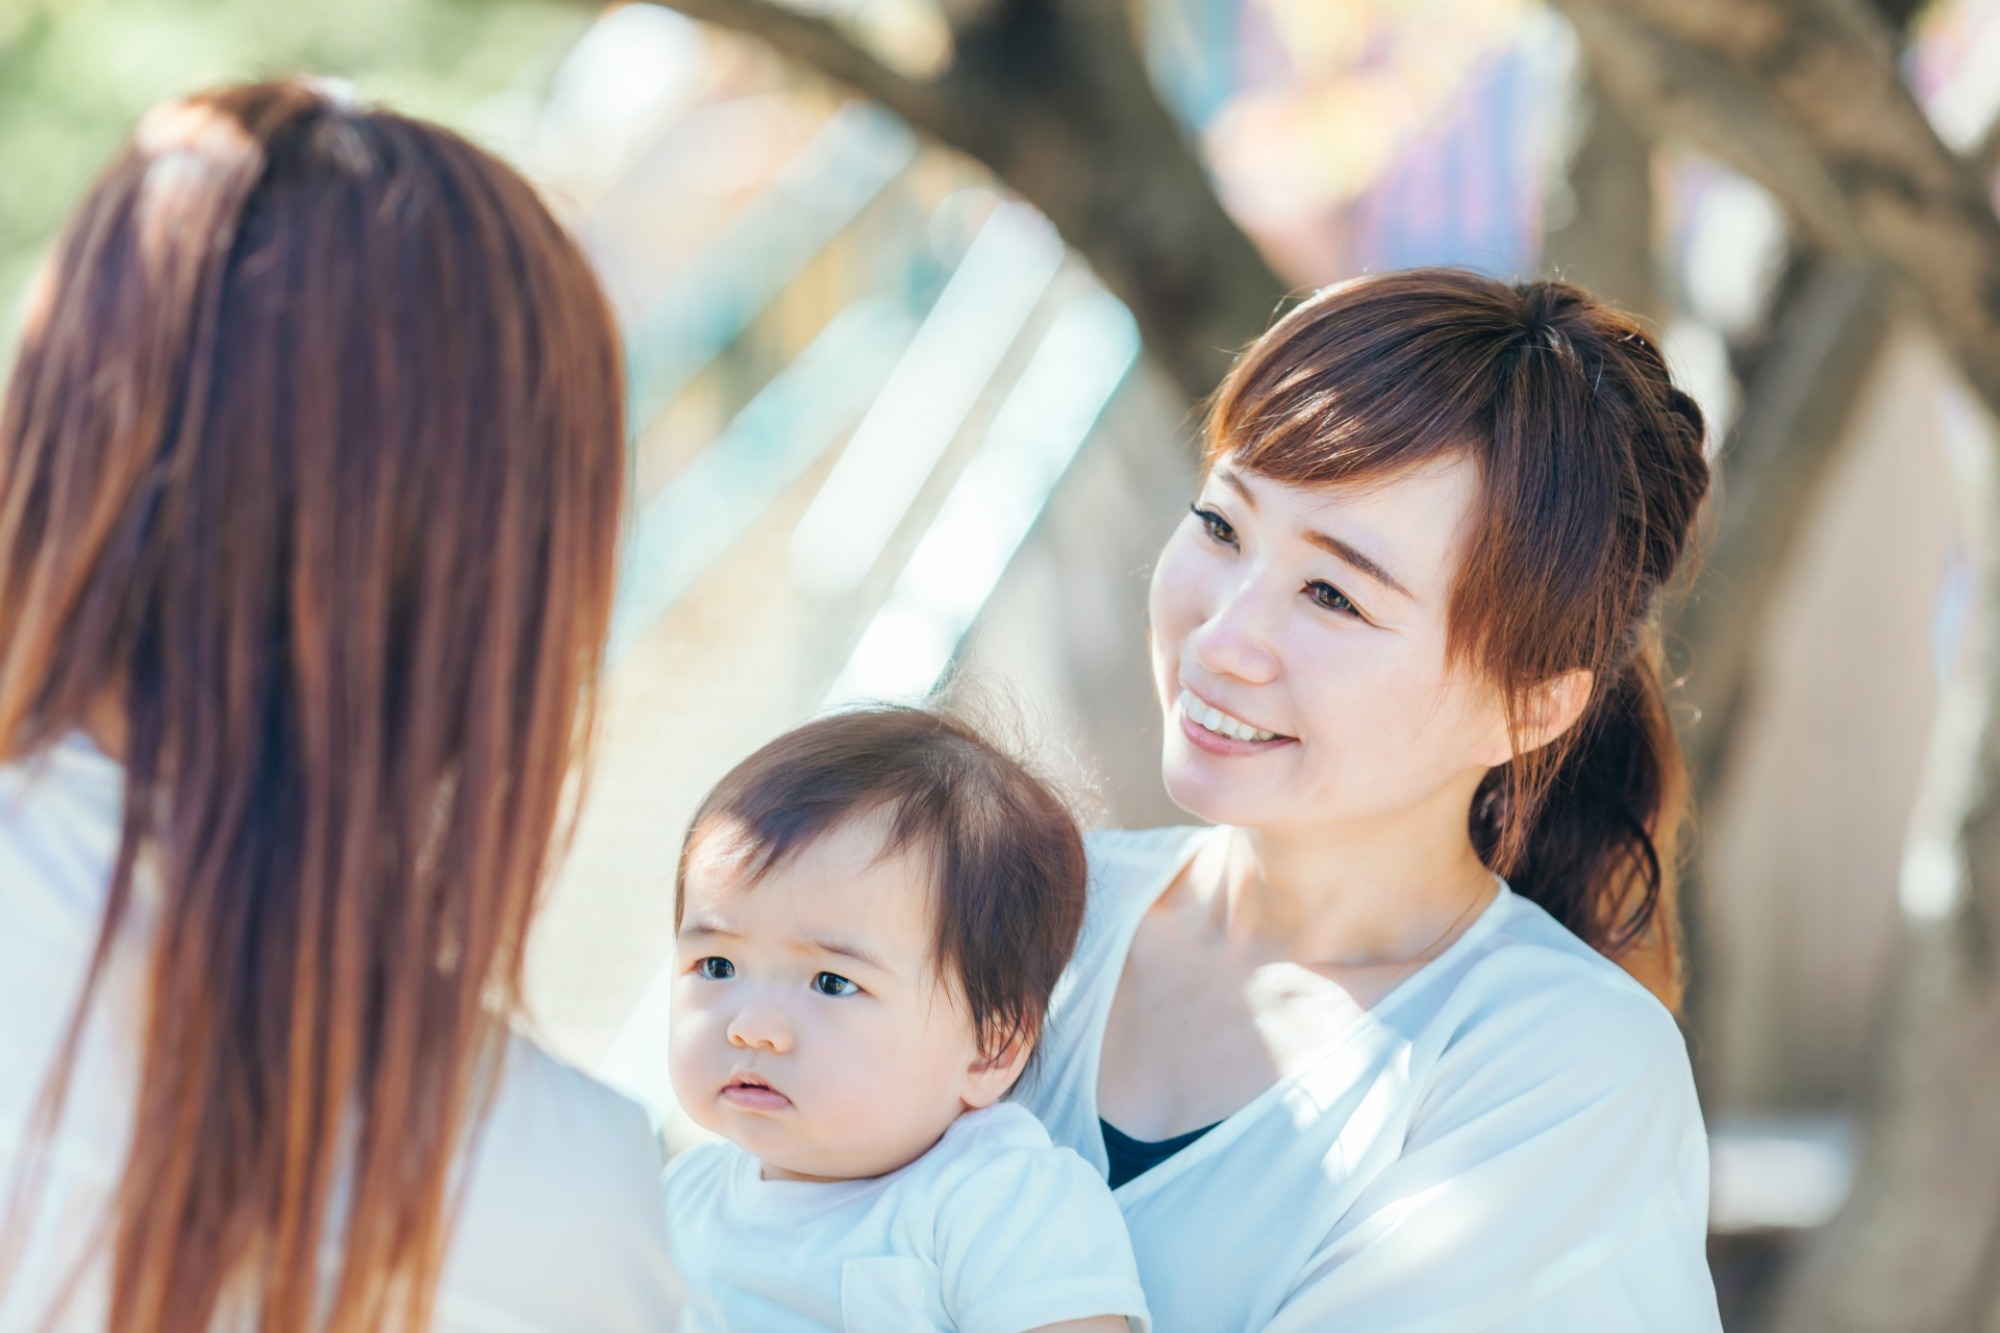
xmin=1204 ymin=300 xmax=1492 ymax=490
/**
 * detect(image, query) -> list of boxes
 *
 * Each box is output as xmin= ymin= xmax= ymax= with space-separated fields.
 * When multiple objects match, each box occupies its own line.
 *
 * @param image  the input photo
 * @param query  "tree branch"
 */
xmin=641 ymin=0 xmax=950 ymax=138
xmin=1977 ymin=113 xmax=2000 ymax=182
xmin=633 ymin=0 xmax=1288 ymax=400
xmin=1548 ymin=0 xmax=2000 ymax=422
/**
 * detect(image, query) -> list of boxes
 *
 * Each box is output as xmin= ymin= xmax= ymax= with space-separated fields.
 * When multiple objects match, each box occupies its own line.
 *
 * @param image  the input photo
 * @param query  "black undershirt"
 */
xmin=1100 ymin=1116 xmax=1222 ymax=1189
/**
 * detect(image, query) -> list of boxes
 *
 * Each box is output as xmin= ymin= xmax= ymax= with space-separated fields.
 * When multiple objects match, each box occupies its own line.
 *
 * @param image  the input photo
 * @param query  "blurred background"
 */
xmin=5 ymin=0 xmax=2000 ymax=1327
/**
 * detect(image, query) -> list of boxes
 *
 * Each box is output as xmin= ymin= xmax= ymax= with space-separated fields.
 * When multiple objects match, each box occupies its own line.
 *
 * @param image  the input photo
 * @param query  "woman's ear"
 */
xmin=1510 ymin=669 xmax=1594 ymax=759
xmin=961 ymin=1035 xmax=1033 ymax=1111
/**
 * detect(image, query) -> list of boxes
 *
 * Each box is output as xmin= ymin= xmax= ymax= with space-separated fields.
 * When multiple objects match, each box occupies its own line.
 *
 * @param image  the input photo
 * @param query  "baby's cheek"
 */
xmin=819 ymin=1022 xmax=912 ymax=1122
xmin=665 ymin=993 xmax=723 ymax=1073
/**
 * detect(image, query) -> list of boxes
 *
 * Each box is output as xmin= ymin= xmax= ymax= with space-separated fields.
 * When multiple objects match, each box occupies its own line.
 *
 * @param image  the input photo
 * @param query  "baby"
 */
xmin=661 ymin=706 xmax=1149 ymax=1333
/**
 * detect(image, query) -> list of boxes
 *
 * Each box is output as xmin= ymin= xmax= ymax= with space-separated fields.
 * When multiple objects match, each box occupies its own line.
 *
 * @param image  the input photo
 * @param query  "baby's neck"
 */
xmin=749 ymin=1108 xmax=972 ymax=1183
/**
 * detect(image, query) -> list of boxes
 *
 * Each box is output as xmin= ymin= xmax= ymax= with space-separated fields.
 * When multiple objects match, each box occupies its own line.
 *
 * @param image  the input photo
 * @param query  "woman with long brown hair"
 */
xmin=1018 ymin=269 xmax=1723 ymax=1328
xmin=0 ymin=81 xmax=680 ymax=1330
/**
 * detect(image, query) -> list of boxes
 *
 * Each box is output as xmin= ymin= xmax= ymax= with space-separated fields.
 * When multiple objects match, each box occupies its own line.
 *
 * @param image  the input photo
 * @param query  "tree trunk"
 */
xmin=1538 ymin=3 xmax=2000 ymax=1326
xmin=640 ymin=0 xmax=1289 ymax=401
xmin=1770 ymin=357 xmax=2000 ymax=1332
xmin=1675 ymin=256 xmax=1891 ymax=808
xmin=1541 ymin=82 xmax=1665 ymax=325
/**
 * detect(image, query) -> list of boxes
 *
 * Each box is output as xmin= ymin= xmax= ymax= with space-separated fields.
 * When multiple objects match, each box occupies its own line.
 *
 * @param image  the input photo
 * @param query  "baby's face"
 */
xmin=669 ymin=811 xmax=1018 ymax=1181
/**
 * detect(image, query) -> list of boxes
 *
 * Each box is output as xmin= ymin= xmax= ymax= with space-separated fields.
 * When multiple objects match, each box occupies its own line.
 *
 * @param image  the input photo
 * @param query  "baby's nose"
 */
xmin=725 ymin=1002 xmax=793 ymax=1053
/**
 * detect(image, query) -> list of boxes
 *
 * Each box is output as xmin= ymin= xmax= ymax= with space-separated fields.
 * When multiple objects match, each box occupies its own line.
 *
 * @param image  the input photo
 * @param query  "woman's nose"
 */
xmin=1187 ymin=578 xmax=1282 ymax=685
xmin=725 ymin=999 xmax=793 ymax=1054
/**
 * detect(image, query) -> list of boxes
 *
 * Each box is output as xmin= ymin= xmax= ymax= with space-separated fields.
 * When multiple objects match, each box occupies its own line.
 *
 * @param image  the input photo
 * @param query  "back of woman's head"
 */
xmin=1208 ymin=268 xmax=1709 ymax=1004
xmin=0 ymin=80 xmax=624 ymax=1329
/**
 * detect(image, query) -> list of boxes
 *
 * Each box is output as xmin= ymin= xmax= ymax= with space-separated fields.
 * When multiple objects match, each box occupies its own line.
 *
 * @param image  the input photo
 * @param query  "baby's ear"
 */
xmin=961 ymin=1033 xmax=1032 ymax=1111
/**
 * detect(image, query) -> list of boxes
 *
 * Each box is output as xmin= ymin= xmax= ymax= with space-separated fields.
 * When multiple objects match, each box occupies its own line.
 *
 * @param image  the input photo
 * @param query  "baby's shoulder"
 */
xmin=659 ymin=1136 xmax=738 ymax=1205
xmin=926 ymin=1105 xmax=1109 ymax=1206
xmin=912 ymin=1104 xmax=1077 ymax=1197
xmin=918 ymin=1105 xmax=1120 ymax=1244
xmin=928 ymin=1096 xmax=1064 ymax=1168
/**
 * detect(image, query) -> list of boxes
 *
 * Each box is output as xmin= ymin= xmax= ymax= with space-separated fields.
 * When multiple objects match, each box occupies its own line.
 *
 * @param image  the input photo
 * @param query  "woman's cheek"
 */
xmin=1148 ymin=524 xmax=1211 ymax=657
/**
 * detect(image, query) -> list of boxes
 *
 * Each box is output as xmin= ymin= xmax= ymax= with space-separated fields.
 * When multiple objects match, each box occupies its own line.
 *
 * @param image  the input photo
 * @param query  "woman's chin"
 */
xmin=1160 ymin=756 xmax=1268 ymax=829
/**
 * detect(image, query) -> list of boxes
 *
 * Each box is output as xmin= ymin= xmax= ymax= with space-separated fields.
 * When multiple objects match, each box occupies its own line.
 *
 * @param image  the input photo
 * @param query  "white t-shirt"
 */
xmin=661 ymin=1102 xmax=1151 ymax=1333
xmin=0 ymin=735 xmax=683 ymax=1331
xmin=1015 ymin=826 xmax=1722 ymax=1332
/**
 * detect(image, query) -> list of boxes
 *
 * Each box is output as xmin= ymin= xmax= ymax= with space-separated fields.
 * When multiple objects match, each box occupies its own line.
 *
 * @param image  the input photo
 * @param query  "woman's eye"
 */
xmin=1191 ymin=503 xmax=1237 ymax=546
xmin=811 ymin=972 xmax=859 ymax=998
xmin=695 ymin=957 xmax=735 ymax=981
xmin=1307 ymin=581 xmax=1359 ymax=617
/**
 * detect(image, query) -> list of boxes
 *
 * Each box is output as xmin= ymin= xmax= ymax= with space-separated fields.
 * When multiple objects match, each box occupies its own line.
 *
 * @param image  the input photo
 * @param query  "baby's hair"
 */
xmin=674 ymin=705 xmax=1088 ymax=1064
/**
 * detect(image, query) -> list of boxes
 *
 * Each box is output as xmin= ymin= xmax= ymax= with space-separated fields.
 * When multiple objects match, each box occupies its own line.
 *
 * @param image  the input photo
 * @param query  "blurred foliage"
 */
xmin=0 ymin=0 xmax=598 ymax=355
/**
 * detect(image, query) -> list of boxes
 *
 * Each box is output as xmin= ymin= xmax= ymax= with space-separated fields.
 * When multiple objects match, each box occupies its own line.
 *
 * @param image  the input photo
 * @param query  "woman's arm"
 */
xmin=1029 ymin=1318 xmax=1131 ymax=1332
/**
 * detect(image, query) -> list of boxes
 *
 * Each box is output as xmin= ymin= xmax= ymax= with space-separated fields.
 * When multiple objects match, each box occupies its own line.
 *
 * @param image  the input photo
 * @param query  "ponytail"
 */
xmin=1473 ymin=632 xmax=1689 ymax=1006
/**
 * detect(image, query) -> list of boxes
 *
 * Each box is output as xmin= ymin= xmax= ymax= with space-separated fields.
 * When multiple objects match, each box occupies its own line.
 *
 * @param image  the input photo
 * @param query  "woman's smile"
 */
xmin=1176 ymin=687 xmax=1294 ymax=755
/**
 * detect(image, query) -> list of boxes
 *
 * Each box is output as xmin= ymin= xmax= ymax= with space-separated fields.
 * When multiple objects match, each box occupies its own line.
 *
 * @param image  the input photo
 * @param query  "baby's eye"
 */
xmin=1191 ymin=503 xmax=1237 ymax=547
xmin=695 ymin=957 xmax=735 ymax=981
xmin=811 ymin=972 xmax=859 ymax=998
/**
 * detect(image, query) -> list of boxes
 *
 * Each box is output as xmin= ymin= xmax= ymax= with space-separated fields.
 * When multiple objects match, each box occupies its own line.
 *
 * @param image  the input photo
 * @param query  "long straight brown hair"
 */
xmin=0 ymin=80 xmax=625 ymax=1329
xmin=1207 ymin=269 xmax=1710 ymax=1006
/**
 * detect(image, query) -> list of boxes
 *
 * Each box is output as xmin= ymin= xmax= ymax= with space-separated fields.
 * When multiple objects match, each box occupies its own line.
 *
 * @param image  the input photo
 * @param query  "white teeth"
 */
xmin=1179 ymin=690 xmax=1279 ymax=742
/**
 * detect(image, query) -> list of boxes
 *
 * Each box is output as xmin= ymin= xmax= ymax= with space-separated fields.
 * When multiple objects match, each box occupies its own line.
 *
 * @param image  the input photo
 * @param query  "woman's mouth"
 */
xmin=1177 ymin=688 xmax=1294 ymax=754
xmin=720 ymin=1072 xmax=793 ymax=1112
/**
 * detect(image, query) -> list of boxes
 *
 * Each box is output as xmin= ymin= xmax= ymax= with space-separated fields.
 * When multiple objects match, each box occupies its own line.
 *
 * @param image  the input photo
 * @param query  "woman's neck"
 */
xmin=84 ymin=693 xmax=128 ymax=763
xmin=1202 ymin=778 xmax=1498 ymax=969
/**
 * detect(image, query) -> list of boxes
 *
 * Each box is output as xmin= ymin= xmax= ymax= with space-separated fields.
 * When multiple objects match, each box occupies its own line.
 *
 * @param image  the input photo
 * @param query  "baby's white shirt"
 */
xmin=661 ymin=1102 xmax=1150 ymax=1333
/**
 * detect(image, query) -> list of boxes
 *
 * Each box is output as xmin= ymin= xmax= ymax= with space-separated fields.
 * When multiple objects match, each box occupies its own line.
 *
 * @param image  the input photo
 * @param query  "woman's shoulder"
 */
xmin=472 ymin=1032 xmax=666 ymax=1204
xmin=1411 ymin=889 xmax=1696 ymax=1109
xmin=438 ymin=1033 xmax=682 ymax=1325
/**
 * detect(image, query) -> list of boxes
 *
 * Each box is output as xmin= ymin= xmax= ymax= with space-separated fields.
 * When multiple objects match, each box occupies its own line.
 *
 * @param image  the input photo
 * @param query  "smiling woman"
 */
xmin=1015 ymin=268 xmax=1722 ymax=1331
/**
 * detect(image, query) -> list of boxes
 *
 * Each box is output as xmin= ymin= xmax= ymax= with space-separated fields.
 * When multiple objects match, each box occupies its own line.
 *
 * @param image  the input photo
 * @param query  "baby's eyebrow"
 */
xmin=800 ymin=934 xmax=890 ymax=973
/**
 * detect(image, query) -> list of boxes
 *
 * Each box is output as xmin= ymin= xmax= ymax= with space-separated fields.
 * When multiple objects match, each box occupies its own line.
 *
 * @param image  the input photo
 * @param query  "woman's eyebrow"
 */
xmin=1303 ymin=529 xmax=1414 ymax=601
xmin=1217 ymin=467 xmax=1259 ymax=509
xmin=1218 ymin=465 xmax=1415 ymax=600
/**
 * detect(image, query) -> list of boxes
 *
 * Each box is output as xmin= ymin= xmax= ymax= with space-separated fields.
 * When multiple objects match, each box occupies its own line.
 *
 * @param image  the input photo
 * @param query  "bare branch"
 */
xmin=633 ymin=0 xmax=1288 ymax=400
xmin=1867 ymin=0 xmax=1928 ymax=31
xmin=1548 ymin=0 xmax=2000 ymax=424
xmin=640 ymin=0 xmax=949 ymax=136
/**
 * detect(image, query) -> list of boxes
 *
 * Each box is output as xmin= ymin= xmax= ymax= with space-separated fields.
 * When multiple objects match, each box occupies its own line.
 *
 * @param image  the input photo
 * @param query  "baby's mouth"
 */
xmin=721 ymin=1072 xmax=793 ymax=1111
